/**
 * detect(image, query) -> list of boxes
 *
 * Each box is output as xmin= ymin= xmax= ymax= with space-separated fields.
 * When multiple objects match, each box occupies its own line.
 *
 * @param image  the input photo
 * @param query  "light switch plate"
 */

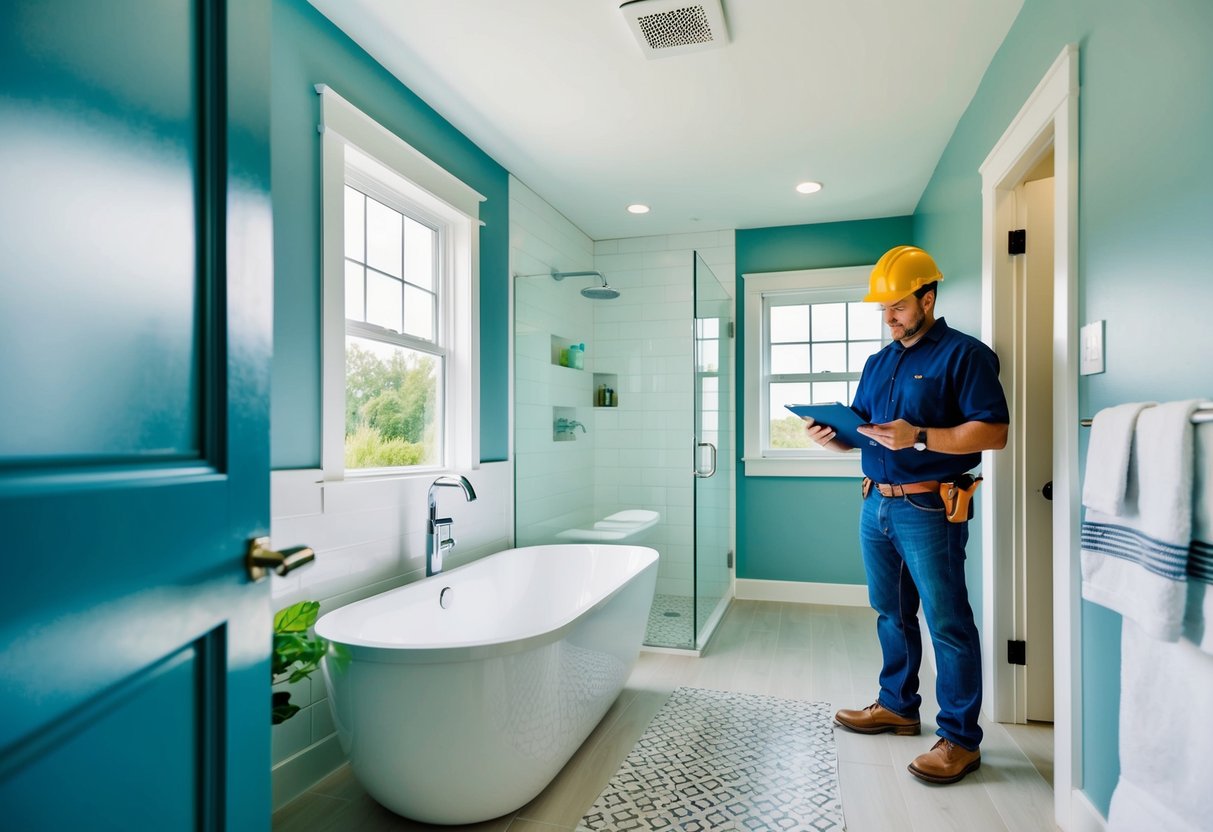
xmin=1080 ymin=320 xmax=1105 ymax=375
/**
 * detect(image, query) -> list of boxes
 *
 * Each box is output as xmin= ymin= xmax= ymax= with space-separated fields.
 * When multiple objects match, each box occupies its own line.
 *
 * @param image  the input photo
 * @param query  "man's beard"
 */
xmin=892 ymin=312 xmax=925 ymax=342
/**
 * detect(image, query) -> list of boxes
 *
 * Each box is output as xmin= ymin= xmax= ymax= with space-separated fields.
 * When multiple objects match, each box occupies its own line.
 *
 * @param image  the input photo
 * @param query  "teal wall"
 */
xmin=915 ymin=0 xmax=1213 ymax=815
xmin=270 ymin=0 xmax=510 ymax=468
xmin=735 ymin=217 xmax=913 ymax=586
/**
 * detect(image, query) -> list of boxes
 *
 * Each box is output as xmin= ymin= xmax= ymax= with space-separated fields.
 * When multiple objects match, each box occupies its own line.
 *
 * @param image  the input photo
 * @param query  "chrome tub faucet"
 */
xmin=426 ymin=475 xmax=477 ymax=576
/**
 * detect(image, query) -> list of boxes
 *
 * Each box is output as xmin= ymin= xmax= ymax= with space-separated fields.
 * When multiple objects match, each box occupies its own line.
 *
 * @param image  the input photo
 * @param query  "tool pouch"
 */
xmin=940 ymin=474 xmax=982 ymax=523
xmin=861 ymin=477 xmax=873 ymax=500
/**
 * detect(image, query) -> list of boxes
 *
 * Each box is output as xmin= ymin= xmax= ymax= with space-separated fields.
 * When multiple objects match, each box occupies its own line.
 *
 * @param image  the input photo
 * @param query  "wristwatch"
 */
xmin=913 ymin=429 xmax=928 ymax=451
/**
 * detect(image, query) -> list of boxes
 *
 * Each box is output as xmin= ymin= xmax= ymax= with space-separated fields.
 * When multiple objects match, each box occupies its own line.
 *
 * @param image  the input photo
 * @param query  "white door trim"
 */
xmin=979 ymin=43 xmax=1080 ymax=831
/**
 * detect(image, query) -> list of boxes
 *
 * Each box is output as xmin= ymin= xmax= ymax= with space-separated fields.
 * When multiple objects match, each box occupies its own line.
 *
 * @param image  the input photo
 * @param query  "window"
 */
xmin=342 ymin=177 xmax=443 ymax=470
xmin=696 ymin=316 xmax=721 ymax=463
xmin=318 ymin=85 xmax=482 ymax=479
xmin=742 ymin=265 xmax=885 ymax=477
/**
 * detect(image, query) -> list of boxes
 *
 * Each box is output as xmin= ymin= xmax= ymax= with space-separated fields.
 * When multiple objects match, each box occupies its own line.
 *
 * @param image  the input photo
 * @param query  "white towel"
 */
xmin=1183 ymin=421 xmax=1213 ymax=653
xmin=1082 ymin=400 xmax=1203 ymax=642
xmin=1107 ymin=618 xmax=1213 ymax=832
xmin=1082 ymin=401 xmax=1155 ymax=515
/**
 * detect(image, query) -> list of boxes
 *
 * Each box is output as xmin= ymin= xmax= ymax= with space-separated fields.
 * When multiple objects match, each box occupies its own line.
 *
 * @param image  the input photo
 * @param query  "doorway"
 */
xmin=990 ymin=149 xmax=1057 ymax=737
xmin=1016 ymin=162 xmax=1056 ymax=724
xmin=979 ymin=44 xmax=1081 ymax=830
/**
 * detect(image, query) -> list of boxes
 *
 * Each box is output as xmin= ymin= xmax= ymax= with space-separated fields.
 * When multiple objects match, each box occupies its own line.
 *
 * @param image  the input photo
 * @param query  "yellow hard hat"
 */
xmin=864 ymin=245 xmax=943 ymax=304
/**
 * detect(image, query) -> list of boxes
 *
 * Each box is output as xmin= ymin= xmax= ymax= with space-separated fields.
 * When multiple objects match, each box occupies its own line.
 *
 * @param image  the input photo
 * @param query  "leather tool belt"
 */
xmin=862 ymin=474 xmax=983 ymax=523
xmin=940 ymin=473 xmax=983 ymax=523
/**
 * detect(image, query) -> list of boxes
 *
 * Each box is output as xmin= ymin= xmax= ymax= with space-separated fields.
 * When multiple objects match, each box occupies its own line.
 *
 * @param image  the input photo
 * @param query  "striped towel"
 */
xmin=1184 ymin=421 xmax=1213 ymax=653
xmin=1082 ymin=400 xmax=1203 ymax=642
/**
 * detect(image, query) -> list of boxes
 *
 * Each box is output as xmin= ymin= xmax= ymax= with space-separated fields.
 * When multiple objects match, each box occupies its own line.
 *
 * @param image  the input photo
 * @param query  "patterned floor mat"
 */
xmin=578 ymin=686 xmax=845 ymax=831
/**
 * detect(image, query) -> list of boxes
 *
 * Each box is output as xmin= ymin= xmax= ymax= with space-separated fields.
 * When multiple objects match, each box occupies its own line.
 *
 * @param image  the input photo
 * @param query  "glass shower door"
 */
xmin=693 ymin=252 xmax=732 ymax=648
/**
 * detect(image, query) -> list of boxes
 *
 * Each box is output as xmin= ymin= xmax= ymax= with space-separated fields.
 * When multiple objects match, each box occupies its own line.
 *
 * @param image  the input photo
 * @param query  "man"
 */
xmin=804 ymin=245 xmax=1009 ymax=785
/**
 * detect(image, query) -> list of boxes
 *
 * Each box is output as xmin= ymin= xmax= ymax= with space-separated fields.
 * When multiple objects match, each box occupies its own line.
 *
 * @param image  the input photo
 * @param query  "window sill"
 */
xmin=338 ymin=465 xmax=452 ymax=483
xmin=742 ymin=455 xmax=863 ymax=478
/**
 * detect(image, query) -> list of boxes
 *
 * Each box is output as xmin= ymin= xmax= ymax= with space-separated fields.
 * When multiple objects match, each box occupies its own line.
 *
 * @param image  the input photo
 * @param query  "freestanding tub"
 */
xmin=315 ymin=543 xmax=658 ymax=824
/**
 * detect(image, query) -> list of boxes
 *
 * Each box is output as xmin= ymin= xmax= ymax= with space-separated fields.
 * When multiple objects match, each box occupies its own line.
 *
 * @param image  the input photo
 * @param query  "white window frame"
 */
xmin=742 ymin=265 xmax=875 ymax=477
xmin=317 ymin=84 xmax=482 ymax=480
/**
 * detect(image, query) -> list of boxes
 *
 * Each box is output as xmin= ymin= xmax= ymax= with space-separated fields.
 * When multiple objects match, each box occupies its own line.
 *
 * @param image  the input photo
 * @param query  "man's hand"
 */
xmin=856 ymin=419 xmax=917 ymax=450
xmin=802 ymin=416 xmax=837 ymax=447
xmin=802 ymin=417 xmax=854 ymax=452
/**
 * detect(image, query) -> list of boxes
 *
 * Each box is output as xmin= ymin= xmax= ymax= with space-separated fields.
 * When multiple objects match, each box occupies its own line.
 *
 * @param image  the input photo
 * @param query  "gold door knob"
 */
xmin=246 ymin=536 xmax=315 ymax=582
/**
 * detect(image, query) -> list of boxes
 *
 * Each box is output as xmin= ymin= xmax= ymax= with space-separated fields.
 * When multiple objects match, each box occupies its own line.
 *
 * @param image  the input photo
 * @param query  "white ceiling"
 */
xmin=307 ymin=0 xmax=1024 ymax=241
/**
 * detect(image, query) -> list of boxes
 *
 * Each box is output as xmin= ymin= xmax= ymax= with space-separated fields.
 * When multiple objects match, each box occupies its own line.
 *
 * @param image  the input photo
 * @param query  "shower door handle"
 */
xmin=694 ymin=441 xmax=717 ymax=478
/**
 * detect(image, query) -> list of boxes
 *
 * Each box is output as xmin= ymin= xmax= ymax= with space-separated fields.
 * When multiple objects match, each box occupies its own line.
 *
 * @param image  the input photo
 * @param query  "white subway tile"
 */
xmin=666 ymin=485 xmax=694 ymax=506
xmin=642 ymin=249 xmax=693 ymax=270
xmin=657 ymin=577 xmax=693 ymax=597
xmin=642 ymin=303 xmax=686 ymax=323
xmin=271 ymin=470 xmax=323 ymax=519
xmin=665 ymin=282 xmax=694 ymax=303
xmin=271 ymin=701 xmax=312 ymax=764
xmin=594 ymin=252 xmax=645 ymax=272
xmin=310 ymin=699 xmax=336 ymax=743
xmin=667 ymin=231 xmax=725 ymax=250
xmin=617 ymin=235 xmax=669 ymax=253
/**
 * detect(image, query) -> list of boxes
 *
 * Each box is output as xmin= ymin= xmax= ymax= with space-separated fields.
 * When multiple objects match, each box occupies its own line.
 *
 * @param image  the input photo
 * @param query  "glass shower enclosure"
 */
xmin=690 ymin=253 xmax=731 ymax=644
xmin=513 ymin=251 xmax=734 ymax=651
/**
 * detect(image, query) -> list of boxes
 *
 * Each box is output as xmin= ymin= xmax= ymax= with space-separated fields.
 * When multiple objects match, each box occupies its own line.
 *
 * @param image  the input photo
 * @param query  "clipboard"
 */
xmin=784 ymin=402 xmax=876 ymax=448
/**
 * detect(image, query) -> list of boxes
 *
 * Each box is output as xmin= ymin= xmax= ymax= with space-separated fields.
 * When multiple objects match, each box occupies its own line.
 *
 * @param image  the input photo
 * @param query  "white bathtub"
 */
xmin=315 ymin=543 xmax=658 ymax=824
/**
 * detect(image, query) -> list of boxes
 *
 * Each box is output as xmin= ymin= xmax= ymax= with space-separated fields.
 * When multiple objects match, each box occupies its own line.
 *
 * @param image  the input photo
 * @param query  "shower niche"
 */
xmin=549 ymin=335 xmax=585 ymax=369
xmin=593 ymin=372 xmax=618 ymax=408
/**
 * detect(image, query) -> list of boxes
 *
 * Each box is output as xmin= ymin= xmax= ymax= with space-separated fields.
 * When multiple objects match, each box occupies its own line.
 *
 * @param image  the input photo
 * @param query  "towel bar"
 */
xmin=1080 ymin=402 xmax=1213 ymax=427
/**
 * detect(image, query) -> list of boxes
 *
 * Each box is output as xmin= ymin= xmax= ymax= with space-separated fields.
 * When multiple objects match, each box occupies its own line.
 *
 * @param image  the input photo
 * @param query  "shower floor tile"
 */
xmin=644 ymin=594 xmax=715 ymax=648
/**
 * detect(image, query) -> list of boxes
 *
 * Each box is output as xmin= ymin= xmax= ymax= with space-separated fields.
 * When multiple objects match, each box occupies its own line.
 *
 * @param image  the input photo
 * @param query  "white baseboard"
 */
xmin=1070 ymin=788 xmax=1108 ymax=832
xmin=272 ymin=734 xmax=347 ymax=811
xmin=735 ymin=578 xmax=868 ymax=606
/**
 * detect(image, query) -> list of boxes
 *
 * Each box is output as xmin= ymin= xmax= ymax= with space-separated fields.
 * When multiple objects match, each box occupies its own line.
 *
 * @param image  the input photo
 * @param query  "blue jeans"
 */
xmin=859 ymin=490 xmax=983 ymax=750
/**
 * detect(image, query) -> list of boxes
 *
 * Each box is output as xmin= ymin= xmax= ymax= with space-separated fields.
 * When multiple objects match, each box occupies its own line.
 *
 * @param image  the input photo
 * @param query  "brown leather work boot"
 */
xmin=907 ymin=738 xmax=981 ymax=784
xmin=833 ymin=702 xmax=921 ymax=736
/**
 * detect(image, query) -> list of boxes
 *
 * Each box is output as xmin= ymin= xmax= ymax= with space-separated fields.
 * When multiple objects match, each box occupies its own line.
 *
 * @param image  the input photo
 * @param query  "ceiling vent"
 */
xmin=620 ymin=0 xmax=729 ymax=59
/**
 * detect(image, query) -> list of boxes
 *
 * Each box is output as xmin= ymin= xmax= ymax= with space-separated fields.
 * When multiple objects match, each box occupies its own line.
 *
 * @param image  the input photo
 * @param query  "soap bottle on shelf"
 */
xmin=597 ymin=384 xmax=607 ymax=406
xmin=571 ymin=343 xmax=585 ymax=370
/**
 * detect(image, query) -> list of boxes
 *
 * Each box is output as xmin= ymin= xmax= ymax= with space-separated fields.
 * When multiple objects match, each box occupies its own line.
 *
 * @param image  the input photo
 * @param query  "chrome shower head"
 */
xmin=580 ymin=284 xmax=621 ymax=300
xmin=551 ymin=269 xmax=620 ymax=300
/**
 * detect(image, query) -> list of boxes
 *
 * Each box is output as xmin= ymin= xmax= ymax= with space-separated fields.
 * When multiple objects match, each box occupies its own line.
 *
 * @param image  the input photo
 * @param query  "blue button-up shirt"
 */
xmin=850 ymin=317 xmax=1009 ymax=484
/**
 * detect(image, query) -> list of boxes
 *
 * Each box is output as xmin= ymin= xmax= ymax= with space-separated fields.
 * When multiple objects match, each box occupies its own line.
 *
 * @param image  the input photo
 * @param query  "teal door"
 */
xmin=0 ymin=1 xmax=273 ymax=829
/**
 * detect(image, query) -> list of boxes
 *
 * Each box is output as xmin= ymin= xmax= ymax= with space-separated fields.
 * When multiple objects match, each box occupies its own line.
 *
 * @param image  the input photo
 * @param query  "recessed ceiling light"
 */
xmin=796 ymin=181 xmax=823 ymax=195
xmin=627 ymin=203 xmax=650 ymax=214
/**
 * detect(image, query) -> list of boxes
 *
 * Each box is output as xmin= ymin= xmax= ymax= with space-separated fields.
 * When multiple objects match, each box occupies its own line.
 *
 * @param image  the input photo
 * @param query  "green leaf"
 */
xmin=287 ymin=662 xmax=320 ymax=684
xmin=274 ymin=632 xmax=309 ymax=657
xmin=274 ymin=600 xmax=320 ymax=633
